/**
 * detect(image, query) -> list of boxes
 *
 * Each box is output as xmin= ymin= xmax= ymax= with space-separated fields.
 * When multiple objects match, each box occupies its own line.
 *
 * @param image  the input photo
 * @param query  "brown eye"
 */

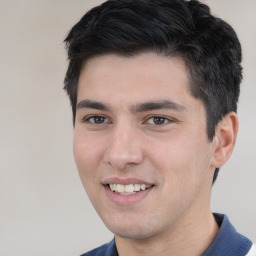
xmin=153 ymin=117 xmax=166 ymax=125
xmin=86 ymin=116 xmax=107 ymax=124
xmin=147 ymin=116 xmax=170 ymax=125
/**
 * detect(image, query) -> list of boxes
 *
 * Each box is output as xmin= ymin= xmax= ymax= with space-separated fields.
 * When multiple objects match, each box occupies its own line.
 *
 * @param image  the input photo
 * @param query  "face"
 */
xmin=74 ymin=52 xmax=216 ymax=240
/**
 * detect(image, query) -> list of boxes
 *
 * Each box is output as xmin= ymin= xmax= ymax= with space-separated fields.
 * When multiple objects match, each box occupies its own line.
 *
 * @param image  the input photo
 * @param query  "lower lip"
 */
xmin=104 ymin=185 xmax=153 ymax=205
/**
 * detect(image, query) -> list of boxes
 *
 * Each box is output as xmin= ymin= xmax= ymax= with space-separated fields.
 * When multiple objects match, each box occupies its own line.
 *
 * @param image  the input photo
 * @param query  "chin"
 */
xmin=112 ymin=228 xmax=151 ymax=240
xmin=104 ymin=219 xmax=157 ymax=240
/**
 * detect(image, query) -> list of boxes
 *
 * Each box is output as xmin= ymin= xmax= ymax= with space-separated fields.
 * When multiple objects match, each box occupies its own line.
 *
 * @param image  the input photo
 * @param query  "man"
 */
xmin=63 ymin=0 xmax=255 ymax=255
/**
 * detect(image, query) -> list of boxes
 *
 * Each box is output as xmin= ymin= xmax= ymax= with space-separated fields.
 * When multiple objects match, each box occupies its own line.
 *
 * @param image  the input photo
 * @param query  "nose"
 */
xmin=104 ymin=122 xmax=144 ymax=170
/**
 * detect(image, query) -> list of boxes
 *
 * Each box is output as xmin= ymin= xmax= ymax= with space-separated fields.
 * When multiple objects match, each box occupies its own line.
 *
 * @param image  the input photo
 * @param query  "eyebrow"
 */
xmin=76 ymin=99 xmax=186 ymax=113
xmin=77 ymin=99 xmax=110 ymax=111
xmin=130 ymin=100 xmax=186 ymax=113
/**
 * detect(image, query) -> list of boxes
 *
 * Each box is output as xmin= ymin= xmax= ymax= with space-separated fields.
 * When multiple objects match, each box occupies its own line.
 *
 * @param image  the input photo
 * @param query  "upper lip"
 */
xmin=102 ymin=177 xmax=153 ymax=186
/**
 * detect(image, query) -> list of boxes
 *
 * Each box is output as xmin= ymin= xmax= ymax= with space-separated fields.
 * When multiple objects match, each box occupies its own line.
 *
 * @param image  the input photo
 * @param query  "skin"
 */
xmin=74 ymin=52 xmax=238 ymax=256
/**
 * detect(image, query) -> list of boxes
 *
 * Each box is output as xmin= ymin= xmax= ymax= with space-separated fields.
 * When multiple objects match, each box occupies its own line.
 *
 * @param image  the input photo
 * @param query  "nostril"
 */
xmin=105 ymin=146 xmax=144 ymax=169
xmin=103 ymin=131 xmax=144 ymax=169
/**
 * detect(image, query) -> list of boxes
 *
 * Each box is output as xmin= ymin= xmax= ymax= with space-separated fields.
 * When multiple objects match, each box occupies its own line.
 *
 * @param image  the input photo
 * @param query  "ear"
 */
xmin=210 ymin=112 xmax=239 ymax=168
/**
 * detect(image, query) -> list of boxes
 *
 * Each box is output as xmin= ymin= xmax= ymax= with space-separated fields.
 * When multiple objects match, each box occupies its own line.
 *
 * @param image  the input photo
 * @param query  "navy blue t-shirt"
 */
xmin=82 ymin=214 xmax=253 ymax=256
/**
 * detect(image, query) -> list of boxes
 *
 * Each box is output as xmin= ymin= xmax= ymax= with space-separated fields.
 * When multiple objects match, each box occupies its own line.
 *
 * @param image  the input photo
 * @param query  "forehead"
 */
xmin=77 ymin=52 xmax=202 ymax=116
xmin=77 ymin=52 xmax=194 ymax=107
xmin=76 ymin=52 xmax=208 ymax=136
xmin=79 ymin=52 xmax=188 ymax=83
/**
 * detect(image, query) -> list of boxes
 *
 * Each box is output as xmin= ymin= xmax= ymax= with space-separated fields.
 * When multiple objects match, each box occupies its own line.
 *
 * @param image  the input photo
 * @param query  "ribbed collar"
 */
xmin=202 ymin=213 xmax=252 ymax=255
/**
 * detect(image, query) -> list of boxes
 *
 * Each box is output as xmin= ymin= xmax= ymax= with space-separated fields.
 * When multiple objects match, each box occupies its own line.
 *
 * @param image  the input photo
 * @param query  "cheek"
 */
xmin=149 ymin=134 xmax=212 ymax=189
xmin=73 ymin=132 xmax=104 ymax=187
xmin=149 ymin=138 xmax=212 ymax=221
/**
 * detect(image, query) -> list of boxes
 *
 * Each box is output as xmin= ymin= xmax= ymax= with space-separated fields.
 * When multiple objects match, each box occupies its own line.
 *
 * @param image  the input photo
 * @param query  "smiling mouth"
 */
xmin=108 ymin=183 xmax=153 ymax=195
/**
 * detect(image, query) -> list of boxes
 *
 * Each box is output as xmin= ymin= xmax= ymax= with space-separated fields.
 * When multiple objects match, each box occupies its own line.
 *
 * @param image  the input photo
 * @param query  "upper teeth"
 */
xmin=109 ymin=184 xmax=151 ymax=194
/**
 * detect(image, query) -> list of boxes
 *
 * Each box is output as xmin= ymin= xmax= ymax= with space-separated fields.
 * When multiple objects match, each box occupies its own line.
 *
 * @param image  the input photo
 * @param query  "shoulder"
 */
xmin=203 ymin=213 xmax=254 ymax=256
xmin=80 ymin=243 xmax=108 ymax=256
xmin=80 ymin=239 xmax=117 ymax=256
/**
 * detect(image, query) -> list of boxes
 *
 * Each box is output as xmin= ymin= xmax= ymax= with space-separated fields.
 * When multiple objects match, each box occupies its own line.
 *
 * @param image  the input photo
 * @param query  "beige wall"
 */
xmin=0 ymin=0 xmax=255 ymax=255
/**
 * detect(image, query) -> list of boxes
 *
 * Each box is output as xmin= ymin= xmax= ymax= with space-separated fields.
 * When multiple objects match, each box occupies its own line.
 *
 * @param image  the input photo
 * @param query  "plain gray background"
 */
xmin=0 ymin=0 xmax=255 ymax=255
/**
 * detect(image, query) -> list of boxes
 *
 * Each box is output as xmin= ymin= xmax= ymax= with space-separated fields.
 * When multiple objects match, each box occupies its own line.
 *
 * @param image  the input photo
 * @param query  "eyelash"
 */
xmin=146 ymin=116 xmax=173 ymax=125
xmin=82 ymin=115 xmax=173 ymax=126
xmin=82 ymin=115 xmax=110 ymax=124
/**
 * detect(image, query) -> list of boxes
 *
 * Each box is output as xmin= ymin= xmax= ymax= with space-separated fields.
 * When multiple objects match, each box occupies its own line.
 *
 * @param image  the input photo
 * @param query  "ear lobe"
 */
xmin=210 ymin=112 xmax=239 ymax=168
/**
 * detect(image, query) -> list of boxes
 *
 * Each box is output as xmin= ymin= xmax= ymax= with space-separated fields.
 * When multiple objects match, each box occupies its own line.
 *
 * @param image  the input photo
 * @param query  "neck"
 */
xmin=115 ymin=209 xmax=219 ymax=256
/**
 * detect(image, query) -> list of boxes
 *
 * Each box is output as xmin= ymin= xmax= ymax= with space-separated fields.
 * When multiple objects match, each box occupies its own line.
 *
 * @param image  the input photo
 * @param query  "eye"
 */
xmin=146 ymin=116 xmax=171 ymax=125
xmin=84 ymin=115 xmax=108 ymax=124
